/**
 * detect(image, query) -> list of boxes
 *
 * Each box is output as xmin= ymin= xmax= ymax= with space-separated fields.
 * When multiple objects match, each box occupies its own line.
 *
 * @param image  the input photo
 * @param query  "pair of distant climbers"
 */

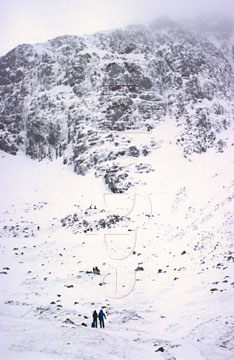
xmin=93 ymin=266 xmax=100 ymax=275
xmin=92 ymin=309 xmax=106 ymax=328
xmin=89 ymin=204 xmax=97 ymax=210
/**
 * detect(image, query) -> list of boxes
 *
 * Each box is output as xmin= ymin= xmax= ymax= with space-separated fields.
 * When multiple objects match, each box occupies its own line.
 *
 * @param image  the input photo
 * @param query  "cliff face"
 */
xmin=0 ymin=17 xmax=233 ymax=188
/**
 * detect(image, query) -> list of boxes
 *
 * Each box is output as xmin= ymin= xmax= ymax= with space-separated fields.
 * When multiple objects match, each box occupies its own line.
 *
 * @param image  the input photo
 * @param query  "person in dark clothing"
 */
xmin=92 ymin=310 xmax=98 ymax=328
xmin=93 ymin=266 xmax=100 ymax=275
xmin=98 ymin=309 xmax=106 ymax=328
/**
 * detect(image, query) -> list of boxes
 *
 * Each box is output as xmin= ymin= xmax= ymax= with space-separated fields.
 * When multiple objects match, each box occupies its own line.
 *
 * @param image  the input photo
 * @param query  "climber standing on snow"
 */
xmin=99 ymin=309 xmax=106 ymax=328
xmin=92 ymin=310 xmax=98 ymax=328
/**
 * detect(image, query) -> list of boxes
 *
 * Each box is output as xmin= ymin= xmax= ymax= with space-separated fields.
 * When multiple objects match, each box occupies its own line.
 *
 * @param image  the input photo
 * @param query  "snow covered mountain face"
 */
xmin=0 ymin=17 xmax=234 ymax=191
xmin=0 ymin=16 xmax=234 ymax=360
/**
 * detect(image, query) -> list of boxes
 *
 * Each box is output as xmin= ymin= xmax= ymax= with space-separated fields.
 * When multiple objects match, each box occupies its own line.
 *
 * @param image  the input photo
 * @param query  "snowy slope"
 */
xmin=0 ymin=115 xmax=234 ymax=359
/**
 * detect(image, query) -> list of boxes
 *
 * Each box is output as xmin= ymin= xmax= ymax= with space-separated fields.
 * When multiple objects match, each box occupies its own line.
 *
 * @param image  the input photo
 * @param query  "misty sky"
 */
xmin=0 ymin=0 xmax=234 ymax=56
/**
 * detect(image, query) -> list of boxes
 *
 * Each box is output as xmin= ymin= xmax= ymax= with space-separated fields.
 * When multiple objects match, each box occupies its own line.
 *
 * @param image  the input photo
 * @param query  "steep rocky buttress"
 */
xmin=0 ymin=17 xmax=233 ymax=191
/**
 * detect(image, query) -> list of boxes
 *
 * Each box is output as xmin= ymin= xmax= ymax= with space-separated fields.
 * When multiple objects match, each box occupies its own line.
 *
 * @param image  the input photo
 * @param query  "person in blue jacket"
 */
xmin=98 ymin=309 xmax=106 ymax=328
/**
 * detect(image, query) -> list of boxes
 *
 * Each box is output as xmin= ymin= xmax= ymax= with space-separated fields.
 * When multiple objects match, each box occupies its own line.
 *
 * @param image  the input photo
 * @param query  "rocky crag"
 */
xmin=0 ymin=16 xmax=233 ymax=191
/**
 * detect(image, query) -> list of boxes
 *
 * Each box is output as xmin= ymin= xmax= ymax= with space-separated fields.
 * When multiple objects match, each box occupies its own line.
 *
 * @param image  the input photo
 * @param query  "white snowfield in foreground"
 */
xmin=0 ymin=124 xmax=234 ymax=360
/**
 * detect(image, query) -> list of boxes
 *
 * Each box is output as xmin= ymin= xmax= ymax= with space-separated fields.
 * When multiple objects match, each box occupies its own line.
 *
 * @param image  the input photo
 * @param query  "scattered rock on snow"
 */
xmin=155 ymin=346 xmax=164 ymax=352
xmin=64 ymin=318 xmax=75 ymax=325
xmin=135 ymin=266 xmax=144 ymax=271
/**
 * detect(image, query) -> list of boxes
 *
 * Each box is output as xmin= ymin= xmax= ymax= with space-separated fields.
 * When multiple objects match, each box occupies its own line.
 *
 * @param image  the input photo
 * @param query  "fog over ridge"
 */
xmin=0 ymin=0 xmax=234 ymax=56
